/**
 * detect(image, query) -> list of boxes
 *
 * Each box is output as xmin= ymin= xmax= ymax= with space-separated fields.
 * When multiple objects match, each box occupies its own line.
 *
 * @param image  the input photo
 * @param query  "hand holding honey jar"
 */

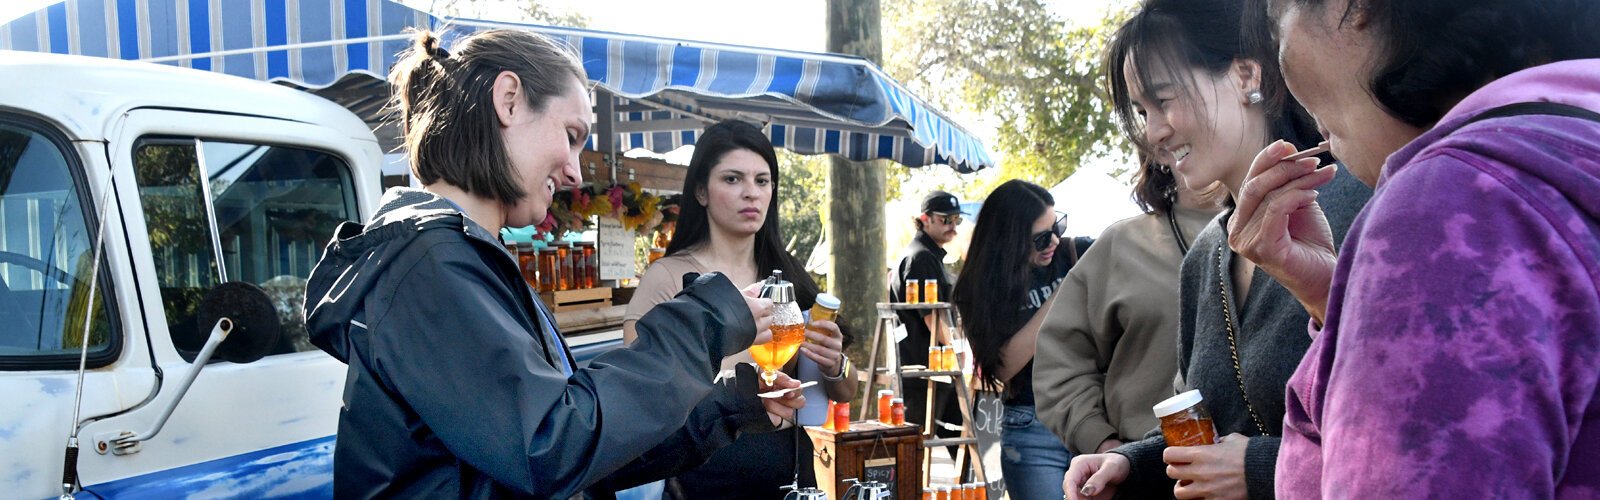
xmin=1154 ymin=390 xmax=1251 ymax=500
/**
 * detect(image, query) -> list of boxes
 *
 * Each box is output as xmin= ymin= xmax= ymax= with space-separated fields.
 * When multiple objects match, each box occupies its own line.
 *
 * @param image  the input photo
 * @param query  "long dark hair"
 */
xmin=952 ymin=180 xmax=1054 ymax=391
xmin=666 ymin=121 xmax=842 ymax=342
xmin=1105 ymin=0 xmax=1323 ymax=183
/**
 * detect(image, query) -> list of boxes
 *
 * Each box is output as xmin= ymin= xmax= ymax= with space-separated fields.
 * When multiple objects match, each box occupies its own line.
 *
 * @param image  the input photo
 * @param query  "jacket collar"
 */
xmin=367 ymin=187 xmax=504 ymax=247
xmin=912 ymin=229 xmax=948 ymax=260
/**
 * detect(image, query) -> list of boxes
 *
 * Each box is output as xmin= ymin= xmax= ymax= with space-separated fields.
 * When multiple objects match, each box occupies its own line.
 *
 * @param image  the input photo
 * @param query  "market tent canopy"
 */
xmin=0 ymin=0 xmax=994 ymax=172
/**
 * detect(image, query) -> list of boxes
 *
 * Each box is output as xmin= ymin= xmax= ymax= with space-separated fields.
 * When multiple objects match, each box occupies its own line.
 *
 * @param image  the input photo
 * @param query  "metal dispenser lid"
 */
xmin=783 ymin=486 xmax=828 ymax=500
xmin=760 ymin=270 xmax=796 ymax=304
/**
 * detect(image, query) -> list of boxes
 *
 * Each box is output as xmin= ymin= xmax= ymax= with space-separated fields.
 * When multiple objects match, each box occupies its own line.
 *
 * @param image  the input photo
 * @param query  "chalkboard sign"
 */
xmin=862 ymin=457 xmax=896 ymax=499
xmin=598 ymin=217 xmax=634 ymax=280
xmin=971 ymin=390 xmax=1006 ymax=499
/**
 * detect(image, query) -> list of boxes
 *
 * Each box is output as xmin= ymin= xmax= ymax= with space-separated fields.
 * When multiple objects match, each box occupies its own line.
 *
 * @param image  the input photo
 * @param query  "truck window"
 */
xmin=133 ymin=138 xmax=356 ymax=361
xmin=0 ymin=117 xmax=117 ymax=369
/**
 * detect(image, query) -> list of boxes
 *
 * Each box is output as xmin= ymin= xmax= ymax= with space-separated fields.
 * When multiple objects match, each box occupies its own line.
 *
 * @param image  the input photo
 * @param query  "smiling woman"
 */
xmin=301 ymin=29 xmax=804 ymax=498
xmin=1060 ymin=0 xmax=1372 ymax=499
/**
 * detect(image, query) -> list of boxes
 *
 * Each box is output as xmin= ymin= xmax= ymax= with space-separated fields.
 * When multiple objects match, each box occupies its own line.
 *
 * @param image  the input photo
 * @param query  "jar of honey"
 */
xmin=537 ymin=247 xmax=559 ymax=293
xmin=514 ymin=241 xmax=535 ymax=290
xmin=553 ymin=242 xmax=573 ymax=291
xmin=877 ymin=389 xmax=894 ymax=425
xmin=831 ymin=401 xmax=850 ymax=432
xmin=891 ymin=398 xmax=905 ymax=426
xmin=942 ymin=346 xmax=958 ymax=373
xmin=577 ymin=242 xmax=598 ymax=288
xmin=923 ymin=278 xmax=939 ymax=303
xmin=905 ymin=279 xmax=921 ymax=303
xmin=1153 ymin=389 xmax=1217 ymax=447
xmin=927 ymin=345 xmax=943 ymax=371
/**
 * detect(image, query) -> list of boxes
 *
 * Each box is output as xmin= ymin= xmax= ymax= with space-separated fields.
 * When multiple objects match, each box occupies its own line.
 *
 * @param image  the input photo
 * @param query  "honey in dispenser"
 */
xmin=1153 ymin=389 xmax=1217 ymax=447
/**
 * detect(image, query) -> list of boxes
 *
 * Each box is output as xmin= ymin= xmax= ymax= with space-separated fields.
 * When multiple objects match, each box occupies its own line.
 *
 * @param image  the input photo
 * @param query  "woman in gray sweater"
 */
xmin=1062 ymin=0 xmax=1371 ymax=498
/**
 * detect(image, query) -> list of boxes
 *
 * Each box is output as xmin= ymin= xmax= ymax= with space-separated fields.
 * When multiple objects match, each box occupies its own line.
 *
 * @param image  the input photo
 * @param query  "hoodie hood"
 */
xmin=1382 ymin=58 xmax=1600 ymax=226
xmin=303 ymin=188 xmax=500 ymax=362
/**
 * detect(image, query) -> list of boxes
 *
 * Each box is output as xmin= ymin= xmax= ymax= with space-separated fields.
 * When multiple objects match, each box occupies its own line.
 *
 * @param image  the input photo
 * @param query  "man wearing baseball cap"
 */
xmin=890 ymin=190 xmax=965 ymax=445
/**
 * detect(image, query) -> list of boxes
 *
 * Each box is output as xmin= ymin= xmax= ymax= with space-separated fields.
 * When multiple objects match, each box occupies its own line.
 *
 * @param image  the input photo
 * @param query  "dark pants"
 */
xmin=669 ymin=426 xmax=815 ymax=499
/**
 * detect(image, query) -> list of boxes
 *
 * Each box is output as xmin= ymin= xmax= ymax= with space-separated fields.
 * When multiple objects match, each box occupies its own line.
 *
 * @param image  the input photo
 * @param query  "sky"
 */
xmin=0 ymin=0 xmax=1140 ymax=235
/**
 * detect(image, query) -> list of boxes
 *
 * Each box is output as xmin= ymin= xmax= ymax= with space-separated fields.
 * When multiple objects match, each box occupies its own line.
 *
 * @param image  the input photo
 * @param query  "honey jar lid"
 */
xmin=1153 ymin=389 xmax=1205 ymax=418
xmin=814 ymin=292 xmax=840 ymax=310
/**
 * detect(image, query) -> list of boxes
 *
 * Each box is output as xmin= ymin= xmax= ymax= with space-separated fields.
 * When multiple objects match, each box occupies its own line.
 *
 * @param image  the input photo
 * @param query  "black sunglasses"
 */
xmin=1030 ymin=212 xmax=1068 ymax=252
xmin=928 ymin=213 xmax=963 ymax=225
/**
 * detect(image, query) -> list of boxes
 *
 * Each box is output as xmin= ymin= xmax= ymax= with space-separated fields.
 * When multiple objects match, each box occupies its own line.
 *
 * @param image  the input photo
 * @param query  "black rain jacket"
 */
xmin=305 ymin=188 xmax=770 ymax=498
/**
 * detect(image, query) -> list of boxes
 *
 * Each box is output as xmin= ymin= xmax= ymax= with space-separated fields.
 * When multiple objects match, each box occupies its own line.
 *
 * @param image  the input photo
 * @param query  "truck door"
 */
xmin=72 ymin=108 xmax=377 ymax=497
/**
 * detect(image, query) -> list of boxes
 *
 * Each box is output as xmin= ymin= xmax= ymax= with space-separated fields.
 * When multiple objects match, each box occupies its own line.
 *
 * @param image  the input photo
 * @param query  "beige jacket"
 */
xmin=1032 ymin=206 xmax=1216 ymax=454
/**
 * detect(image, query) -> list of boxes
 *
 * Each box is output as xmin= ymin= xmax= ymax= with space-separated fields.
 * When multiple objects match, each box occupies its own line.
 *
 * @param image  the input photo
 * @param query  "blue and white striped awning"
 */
xmin=0 ymin=0 xmax=994 ymax=172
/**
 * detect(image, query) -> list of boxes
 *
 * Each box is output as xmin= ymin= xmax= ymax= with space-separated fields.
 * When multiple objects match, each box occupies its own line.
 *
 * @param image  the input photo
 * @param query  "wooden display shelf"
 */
xmin=538 ymin=287 xmax=613 ymax=312
xmin=806 ymin=422 xmax=923 ymax=500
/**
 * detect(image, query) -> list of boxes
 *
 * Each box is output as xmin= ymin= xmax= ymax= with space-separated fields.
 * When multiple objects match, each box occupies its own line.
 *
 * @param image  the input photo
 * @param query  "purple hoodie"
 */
xmin=1279 ymin=60 xmax=1600 ymax=498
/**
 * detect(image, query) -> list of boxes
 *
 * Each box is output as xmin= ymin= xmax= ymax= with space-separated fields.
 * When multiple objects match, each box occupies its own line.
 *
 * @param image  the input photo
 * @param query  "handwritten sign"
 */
xmin=862 ymin=457 xmax=896 ymax=499
xmin=598 ymin=217 xmax=635 ymax=281
xmin=972 ymin=390 xmax=1006 ymax=499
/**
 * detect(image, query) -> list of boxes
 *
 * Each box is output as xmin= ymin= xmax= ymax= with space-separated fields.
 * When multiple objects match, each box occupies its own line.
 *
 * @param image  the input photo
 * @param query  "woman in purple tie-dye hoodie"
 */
xmin=1229 ymin=0 xmax=1600 ymax=497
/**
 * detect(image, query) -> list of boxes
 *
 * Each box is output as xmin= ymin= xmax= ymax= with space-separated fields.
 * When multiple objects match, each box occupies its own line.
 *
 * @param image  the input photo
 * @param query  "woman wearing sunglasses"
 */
xmin=951 ymin=179 xmax=1090 ymax=500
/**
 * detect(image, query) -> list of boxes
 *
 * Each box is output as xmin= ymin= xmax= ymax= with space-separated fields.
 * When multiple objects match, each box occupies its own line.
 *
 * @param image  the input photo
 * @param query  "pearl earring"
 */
xmin=1247 ymin=91 xmax=1264 ymax=104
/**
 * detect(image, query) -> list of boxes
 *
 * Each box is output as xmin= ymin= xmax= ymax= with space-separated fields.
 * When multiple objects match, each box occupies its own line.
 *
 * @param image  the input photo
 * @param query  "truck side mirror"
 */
xmin=98 ymin=281 xmax=284 ymax=456
xmin=197 ymin=281 xmax=281 ymax=364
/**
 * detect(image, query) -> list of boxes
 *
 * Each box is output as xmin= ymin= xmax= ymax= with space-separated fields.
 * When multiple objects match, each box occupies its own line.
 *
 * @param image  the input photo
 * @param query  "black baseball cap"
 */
xmin=920 ymin=190 xmax=962 ymax=215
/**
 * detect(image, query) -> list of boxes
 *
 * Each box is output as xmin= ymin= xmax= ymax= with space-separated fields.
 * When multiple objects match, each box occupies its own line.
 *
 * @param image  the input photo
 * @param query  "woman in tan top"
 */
xmin=623 ymin=120 xmax=854 ymax=499
xmin=1033 ymin=157 xmax=1218 ymax=458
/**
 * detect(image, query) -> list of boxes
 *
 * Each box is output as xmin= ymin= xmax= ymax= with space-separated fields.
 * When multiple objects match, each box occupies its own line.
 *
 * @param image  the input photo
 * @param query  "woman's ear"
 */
xmin=1231 ymin=59 xmax=1264 ymax=104
xmin=492 ymin=70 xmax=523 ymax=127
xmin=696 ymin=186 xmax=709 ymax=206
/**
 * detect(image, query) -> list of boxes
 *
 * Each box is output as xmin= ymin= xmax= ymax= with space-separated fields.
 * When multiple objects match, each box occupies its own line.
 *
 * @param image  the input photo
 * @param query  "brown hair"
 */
xmin=389 ymin=29 xmax=587 ymax=204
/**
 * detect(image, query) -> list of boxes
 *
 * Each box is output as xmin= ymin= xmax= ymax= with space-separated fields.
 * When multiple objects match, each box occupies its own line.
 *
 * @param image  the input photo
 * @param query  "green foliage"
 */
xmin=776 ymin=151 xmax=829 ymax=266
xmin=434 ymin=1 xmax=590 ymax=27
xmin=885 ymin=0 xmax=1134 ymax=191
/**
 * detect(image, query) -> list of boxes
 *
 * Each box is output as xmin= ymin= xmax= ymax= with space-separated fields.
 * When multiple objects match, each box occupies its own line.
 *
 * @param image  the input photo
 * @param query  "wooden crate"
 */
xmin=806 ymin=421 xmax=923 ymax=499
xmin=538 ymin=287 xmax=612 ymax=312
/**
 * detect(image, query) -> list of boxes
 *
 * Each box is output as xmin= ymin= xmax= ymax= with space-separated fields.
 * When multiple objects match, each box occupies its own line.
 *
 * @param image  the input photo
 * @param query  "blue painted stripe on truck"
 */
xmin=81 ymin=435 xmax=334 ymax=499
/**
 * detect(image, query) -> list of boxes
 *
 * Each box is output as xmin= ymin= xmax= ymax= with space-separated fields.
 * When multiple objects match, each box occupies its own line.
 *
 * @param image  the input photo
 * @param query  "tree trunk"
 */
xmin=825 ymin=0 xmax=885 ymax=363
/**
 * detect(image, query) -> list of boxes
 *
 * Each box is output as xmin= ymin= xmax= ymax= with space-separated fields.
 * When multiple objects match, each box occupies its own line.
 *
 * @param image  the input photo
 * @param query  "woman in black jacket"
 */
xmin=302 ymin=29 xmax=802 ymax=499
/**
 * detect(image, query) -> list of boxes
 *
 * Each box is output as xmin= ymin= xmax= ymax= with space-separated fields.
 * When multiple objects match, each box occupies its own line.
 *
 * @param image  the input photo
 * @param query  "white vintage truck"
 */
xmin=0 ymin=50 xmax=382 ymax=498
